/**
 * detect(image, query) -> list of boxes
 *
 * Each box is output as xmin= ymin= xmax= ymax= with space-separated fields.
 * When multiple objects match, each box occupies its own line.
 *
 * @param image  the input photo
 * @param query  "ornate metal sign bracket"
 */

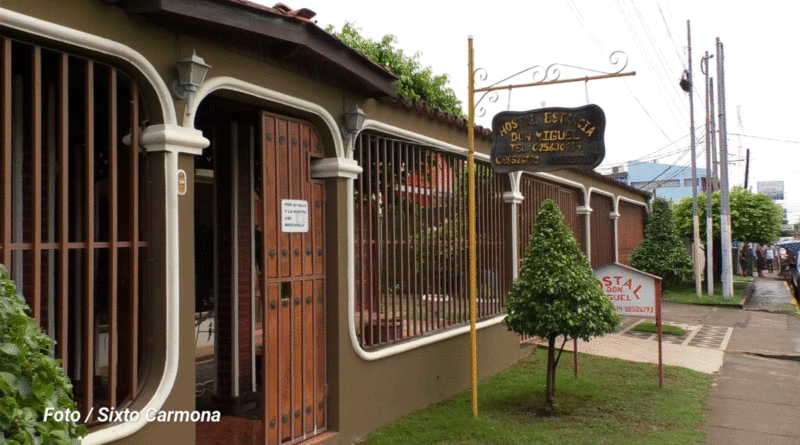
xmin=464 ymin=39 xmax=636 ymax=420
xmin=473 ymin=50 xmax=636 ymax=117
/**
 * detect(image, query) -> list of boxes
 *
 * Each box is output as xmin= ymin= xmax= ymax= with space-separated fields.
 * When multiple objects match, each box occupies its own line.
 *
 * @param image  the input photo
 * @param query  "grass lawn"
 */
xmin=662 ymin=277 xmax=751 ymax=306
xmin=779 ymin=303 xmax=800 ymax=318
xmin=357 ymin=352 xmax=713 ymax=445
xmin=630 ymin=322 xmax=687 ymax=336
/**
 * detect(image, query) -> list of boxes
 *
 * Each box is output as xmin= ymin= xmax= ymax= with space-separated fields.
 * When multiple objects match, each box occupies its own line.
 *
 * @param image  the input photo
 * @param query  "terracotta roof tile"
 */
xmin=381 ymin=95 xmax=492 ymax=139
xmin=226 ymin=1 xmax=316 ymax=22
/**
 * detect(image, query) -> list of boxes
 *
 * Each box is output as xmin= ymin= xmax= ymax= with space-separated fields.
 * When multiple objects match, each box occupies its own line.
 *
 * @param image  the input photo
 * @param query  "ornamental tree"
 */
xmin=0 ymin=264 xmax=86 ymax=444
xmin=629 ymin=197 xmax=694 ymax=287
xmin=673 ymin=187 xmax=784 ymax=244
xmin=504 ymin=200 xmax=619 ymax=414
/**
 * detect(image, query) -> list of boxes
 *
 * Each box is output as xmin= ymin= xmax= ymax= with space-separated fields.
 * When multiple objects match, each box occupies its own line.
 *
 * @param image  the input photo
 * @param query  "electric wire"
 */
xmin=598 ymin=132 xmax=691 ymax=170
xmin=614 ymin=0 xmax=688 ymax=128
xmin=729 ymin=133 xmax=800 ymax=145
xmin=567 ymin=0 xmax=685 ymax=144
xmin=634 ymin=142 xmax=709 ymax=194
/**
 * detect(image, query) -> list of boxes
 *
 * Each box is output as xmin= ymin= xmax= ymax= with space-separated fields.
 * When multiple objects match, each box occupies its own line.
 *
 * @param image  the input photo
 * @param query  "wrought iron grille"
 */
xmin=518 ymin=174 xmax=582 ymax=260
xmin=354 ymin=132 xmax=510 ymax=348
xmin=0 ymin=37 xmax=148 ymax=425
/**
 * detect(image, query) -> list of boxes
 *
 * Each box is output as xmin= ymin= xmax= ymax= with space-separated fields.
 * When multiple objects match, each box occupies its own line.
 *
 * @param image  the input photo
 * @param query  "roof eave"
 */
xmin=111 ymin=0 xmax=398 ymax=98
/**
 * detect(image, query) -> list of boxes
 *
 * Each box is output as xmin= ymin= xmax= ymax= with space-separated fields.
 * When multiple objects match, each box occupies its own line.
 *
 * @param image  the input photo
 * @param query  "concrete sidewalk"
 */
xmin=703 ymin=277 xmax=800 ymax=445
xmin=539 ymin=332 xmax=725 ymax=374
xmin=533 ymin=302 xmax=745 ymax=375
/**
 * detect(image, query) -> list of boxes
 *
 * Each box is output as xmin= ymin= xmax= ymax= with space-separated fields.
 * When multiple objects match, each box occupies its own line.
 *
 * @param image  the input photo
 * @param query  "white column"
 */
xmin=577 ymin=205 xmax=593 ymax=259
xmin=610 ymin=210 xmax=621 ymax=263
xmin=503 ymin=191 xmax=524 ymax=280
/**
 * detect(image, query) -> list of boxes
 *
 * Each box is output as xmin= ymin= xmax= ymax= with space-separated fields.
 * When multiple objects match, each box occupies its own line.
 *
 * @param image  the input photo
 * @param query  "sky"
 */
xmin=254 ymin=0 xmax=800 ymax=223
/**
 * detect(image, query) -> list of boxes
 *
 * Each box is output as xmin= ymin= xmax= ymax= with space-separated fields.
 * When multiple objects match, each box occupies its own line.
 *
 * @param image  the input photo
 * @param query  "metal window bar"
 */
xmin=518 ymin=175 xmax=581 ymax=259
xmin=354 ymin=133 xmax=509 ymax=348
xmin=0 ymin=39 xmax=146 ymax=425
xmin=590 ymin=193 xmax=615 ymax=268
xmin=1 ymin=38 xmax=10 ymax=268
xmin=517 ymin=175 xmax=582 ymax=343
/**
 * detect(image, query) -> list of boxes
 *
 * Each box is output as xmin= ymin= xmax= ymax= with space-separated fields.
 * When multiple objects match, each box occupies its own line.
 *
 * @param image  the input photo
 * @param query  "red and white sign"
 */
xmin=593 ymin=263 xmax=665 ymax=387
xmin=594 ymin=263 xmax=659 ymax=317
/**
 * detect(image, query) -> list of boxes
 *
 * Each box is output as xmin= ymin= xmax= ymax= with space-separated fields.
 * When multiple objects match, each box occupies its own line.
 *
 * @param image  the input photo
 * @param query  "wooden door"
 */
xmin=257 ymin=112 xmax=326 ymax=444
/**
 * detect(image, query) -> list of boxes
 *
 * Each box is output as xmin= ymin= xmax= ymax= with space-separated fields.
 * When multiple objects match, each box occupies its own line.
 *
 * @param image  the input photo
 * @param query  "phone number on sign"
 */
xmin=619 ymin=306 xmax=654 ymax=313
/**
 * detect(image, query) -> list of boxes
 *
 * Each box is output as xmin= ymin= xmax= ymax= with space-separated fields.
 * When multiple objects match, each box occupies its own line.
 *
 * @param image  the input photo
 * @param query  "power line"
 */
xmin=728 ymin=133 xmax=800 ymax=145
xmin=598 ymin=131 xmax=707 ymax=170
xmin=655 ymin=1 xmax=684 ymax=65
xmin=614 ymin=0 xmax=688 ymax=129
xmin=568 ymin=0 xmax=682 ymax=143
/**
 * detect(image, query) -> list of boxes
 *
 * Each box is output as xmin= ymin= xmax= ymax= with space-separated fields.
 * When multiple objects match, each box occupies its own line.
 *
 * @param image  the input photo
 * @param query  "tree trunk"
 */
xmin=545 ymin=334 xmax=556 ymax=414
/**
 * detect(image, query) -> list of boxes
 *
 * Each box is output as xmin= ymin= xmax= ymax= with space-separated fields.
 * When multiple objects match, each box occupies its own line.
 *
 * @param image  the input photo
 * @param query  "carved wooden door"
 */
xmin=258 ymin=112 xmax=326 ymax=444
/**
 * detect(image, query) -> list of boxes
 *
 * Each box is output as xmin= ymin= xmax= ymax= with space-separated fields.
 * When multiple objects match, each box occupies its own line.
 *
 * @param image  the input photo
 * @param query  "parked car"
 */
xmin=777 ymin=240 xmax=800 ymax=296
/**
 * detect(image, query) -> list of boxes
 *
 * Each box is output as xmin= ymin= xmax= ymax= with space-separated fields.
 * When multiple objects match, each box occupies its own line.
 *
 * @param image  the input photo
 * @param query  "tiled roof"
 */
xmin=226 ymin=1 xmax=317 ymax=22
xmin=381 ymin=95 xmax=493 ymax=140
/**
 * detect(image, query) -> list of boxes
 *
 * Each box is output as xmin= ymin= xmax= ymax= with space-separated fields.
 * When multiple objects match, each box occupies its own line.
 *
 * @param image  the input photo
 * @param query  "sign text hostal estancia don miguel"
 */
xmin=490 ymin=104 xmax=606 ymax=173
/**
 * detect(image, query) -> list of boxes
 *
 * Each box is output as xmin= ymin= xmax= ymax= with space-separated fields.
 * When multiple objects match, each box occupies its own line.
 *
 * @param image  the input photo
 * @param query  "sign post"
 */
xmin=594 ymin=263 xmax=663 ymax=387
xmin=467 ymin=36 xmax=478 ymax=419
xmin=466 ymin=37 xmax=636 ymax=417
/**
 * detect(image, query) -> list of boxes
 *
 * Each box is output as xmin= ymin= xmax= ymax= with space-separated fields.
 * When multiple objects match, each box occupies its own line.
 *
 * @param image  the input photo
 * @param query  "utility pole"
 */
xmin=684 ymin=20 xmax=702 ymax=298
xmin=717 ymin=37 xmax=733 ymax=298
xmin=702 ymin=51 xmax=714 ymax=295
xmin=738 ymin=107 xmax=747 ymax=190
xmin=709 ymin=77 xmax=718 ymax=191
xmin=744 ymin=149 xmax=750 ymax=190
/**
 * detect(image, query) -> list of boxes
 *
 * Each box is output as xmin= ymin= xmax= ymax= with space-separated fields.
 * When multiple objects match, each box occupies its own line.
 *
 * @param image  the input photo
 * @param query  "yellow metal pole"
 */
xmin=467 ymin=35 xmax=478 ymax=418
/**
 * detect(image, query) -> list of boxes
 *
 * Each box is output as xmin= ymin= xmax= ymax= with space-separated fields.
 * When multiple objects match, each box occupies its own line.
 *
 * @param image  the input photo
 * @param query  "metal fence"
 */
xmin=354 ymin=132 xmax=509 ymax=348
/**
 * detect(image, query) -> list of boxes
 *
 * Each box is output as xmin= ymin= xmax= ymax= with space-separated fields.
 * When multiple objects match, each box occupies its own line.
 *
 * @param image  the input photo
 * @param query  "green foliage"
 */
xmin=673 ymin=187 xmax=784 ymax=244
xmin=0 ymin=265 xmax=86 ymax=444
xmin=630 ymin=198 xmax=694 ymax=287
xmin=504 ymin=200 xmax=619 ymax=341
xmin=327 ymin=22 xmax=465 ymax=118
xmin=630 ymin=322 xmax=686 ymax=336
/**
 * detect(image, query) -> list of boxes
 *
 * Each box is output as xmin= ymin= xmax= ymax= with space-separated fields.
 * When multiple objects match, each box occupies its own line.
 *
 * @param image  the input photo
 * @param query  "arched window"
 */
xmin=0 ymin=37 xmax=149 ymax=425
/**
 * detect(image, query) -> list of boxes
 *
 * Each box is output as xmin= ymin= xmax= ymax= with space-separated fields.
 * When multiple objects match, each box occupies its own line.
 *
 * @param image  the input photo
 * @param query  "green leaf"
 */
xmin=0 ymin=343 xmax=20 ymax=356
xmin=0 ymin=268 xmax=85 ymax=442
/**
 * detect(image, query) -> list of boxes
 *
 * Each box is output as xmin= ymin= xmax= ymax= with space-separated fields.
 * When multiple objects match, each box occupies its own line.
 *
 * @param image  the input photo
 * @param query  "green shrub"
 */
xmin=0 ymin=264 xmax=87 ymax=444
xmin=630 ymin=198 xmax=694 ymax=286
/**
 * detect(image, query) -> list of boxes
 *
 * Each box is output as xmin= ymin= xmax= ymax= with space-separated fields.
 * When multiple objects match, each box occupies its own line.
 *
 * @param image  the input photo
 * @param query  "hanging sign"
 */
xmin=281 ymin=199 xmax=309 ymax=233
xmin=490 ymin=104 xmax=606 ymax=173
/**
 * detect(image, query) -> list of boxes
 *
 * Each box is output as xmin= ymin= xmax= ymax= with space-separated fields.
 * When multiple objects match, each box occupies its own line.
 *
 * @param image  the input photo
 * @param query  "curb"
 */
xmin=741 ymin=352 xmax=800 ymax=362
xmin=790 ymin=284 xmax=800 ymax=315
xmin=741 ymin=280 xmax=756 ymax=307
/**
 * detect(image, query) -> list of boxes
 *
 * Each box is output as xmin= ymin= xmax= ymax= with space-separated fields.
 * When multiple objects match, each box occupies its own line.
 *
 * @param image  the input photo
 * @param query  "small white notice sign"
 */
xmin=281 ymin=199 xmax=309 ymax=233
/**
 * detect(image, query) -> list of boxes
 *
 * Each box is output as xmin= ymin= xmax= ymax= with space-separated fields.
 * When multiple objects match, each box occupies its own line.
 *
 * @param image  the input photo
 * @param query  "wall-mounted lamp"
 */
xmin=341 ymin=105 xmax=367 ymax=150
xmin=172 ymin=50 xmax=211 ymax=99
